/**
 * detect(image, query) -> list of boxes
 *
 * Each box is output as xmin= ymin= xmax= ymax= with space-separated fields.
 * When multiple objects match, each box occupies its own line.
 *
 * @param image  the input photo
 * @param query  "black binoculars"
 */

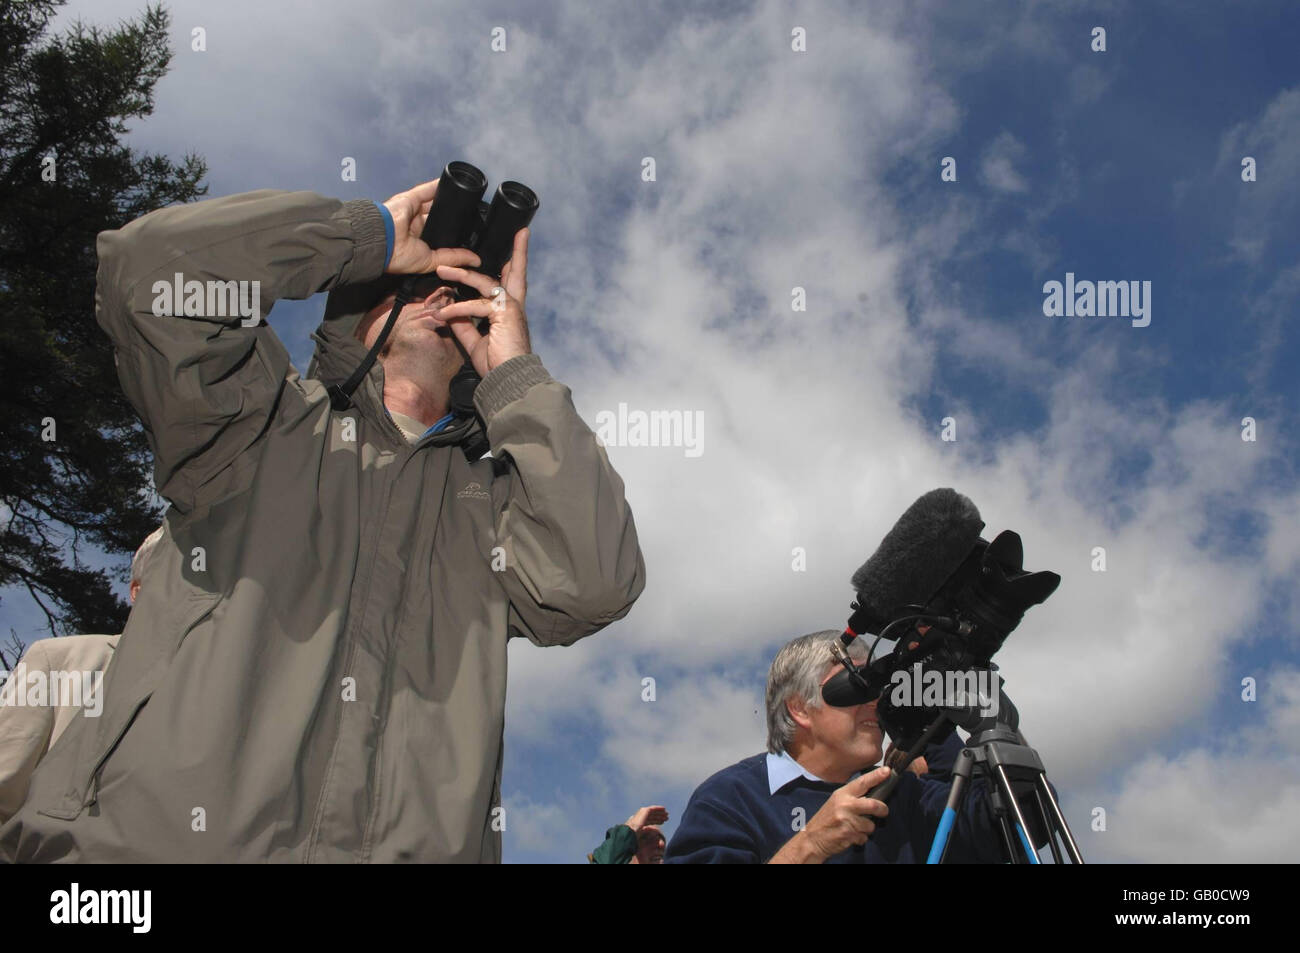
xmin=408 ymin=161 xmax=540 ymax=304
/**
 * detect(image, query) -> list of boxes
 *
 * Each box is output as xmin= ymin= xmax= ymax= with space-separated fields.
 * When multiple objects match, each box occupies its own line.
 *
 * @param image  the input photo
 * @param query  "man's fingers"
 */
xmin=851 ymin=816 xmax=876 ymax=836
xmin=436 ymin=263 xmax=497 ymax=297
xmin=858 ymin=797 xmax=889 ymax=819
xmin=504 ymin=228 xmax=528 ymax=300
xmin=846 ymin=765 xmax=891 ymax=795
xmin=437 ymin=300 xmax=495 ymax=324
xmin=430 ymin=249 xmax=482 ymax=271
xmin=444 ymin=316 xmax=483 ymax=363
xmin=406 ymin=179 xmax=439 ymax=205
xmin=626 ymin=805 xmax=667 ymax=830
xmin=386 ymin=180 xmax=439 ymax=221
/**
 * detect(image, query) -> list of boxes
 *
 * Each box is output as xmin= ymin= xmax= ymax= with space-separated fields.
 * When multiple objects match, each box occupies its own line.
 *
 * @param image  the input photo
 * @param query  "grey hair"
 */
xmin=765 ymin=630 xmax=841 ymax=754
xmin=131 ymin=524 xmax=167 ymax=585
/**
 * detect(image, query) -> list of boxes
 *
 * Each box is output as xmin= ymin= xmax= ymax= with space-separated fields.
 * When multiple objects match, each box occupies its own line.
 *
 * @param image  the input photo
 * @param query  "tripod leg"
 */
xmin=1032 ymin=787 xmax=1063 ymax=864
xmin=927 ymin=774 xmax=964 ymax=864
xmin=1035 ymin=774 xmax=1085 ymax=864
xmin=995 ymin=812 xmax=1019 ymax=863
xmin=993 ymin=764 xmax=1040 ymax=864
xmin=927 ymin=748 xmax=973 ymax=864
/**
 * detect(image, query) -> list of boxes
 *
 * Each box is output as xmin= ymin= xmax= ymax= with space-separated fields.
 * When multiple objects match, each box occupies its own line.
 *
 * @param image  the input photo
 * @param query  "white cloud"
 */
xmin=980 ymin=131 xmax=1030 ymax=193
xmin=1084 ymin=668 xmax=1300 ymax=862
xmin=501 ymin=791 xmax=579 ymax=856
xmin=1215 ymin=86 xmax=1300 ymax=265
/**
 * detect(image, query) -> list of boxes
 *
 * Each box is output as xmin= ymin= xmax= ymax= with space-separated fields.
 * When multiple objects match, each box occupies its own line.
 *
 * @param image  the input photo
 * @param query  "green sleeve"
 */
xmin=589 ymin=824 xmax=638 ymax=864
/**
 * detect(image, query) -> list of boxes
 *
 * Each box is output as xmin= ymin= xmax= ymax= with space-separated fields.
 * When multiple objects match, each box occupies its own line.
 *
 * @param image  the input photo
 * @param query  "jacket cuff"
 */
xmin=336 ymin=198 xmax=389 ymax=286
xmin=473 ymin=353 xmax=552 ymax=423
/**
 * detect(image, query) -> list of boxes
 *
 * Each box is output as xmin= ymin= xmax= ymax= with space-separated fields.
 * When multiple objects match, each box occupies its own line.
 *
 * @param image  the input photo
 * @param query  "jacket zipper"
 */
xmin=303 ymin=415 xmax=399 ymax=861
xmin=357 ymin=440 xmax=452 ymax=860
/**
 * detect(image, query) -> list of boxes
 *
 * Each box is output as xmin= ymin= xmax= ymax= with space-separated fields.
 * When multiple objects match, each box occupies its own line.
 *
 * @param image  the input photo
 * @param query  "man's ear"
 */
xmin=787 ymin=695 xmax=813 ymax=731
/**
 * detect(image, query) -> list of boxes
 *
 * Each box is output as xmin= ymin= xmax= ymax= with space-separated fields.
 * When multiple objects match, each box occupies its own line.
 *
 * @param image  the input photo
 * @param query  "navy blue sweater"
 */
xmin=664 ymin=734 xmax=1010 ymax=864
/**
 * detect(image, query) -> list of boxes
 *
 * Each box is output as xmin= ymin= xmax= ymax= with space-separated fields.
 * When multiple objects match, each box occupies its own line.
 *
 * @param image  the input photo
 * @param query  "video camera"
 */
xmin=822 ymin=490 xmax=1060 ymax=748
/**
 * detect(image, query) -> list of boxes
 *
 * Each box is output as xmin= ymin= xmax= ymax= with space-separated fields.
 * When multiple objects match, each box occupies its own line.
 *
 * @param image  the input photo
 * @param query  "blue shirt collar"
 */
xmin=765 ymin=750 xmax=829 ymax=795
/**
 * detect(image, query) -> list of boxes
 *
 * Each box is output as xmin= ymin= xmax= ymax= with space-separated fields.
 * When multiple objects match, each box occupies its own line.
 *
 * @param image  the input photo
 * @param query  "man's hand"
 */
xmin=769 ymin=766 xmax=892 ymax=864
xmin=381 ymin=179 xmax=481 ymax=275
xmin=434 ymin=226 xmax=531 ymax=376
xmin=625 ymin=805 xmax=669 ymax=831
xmin=885 ymin=742 xmax=929 ymax=777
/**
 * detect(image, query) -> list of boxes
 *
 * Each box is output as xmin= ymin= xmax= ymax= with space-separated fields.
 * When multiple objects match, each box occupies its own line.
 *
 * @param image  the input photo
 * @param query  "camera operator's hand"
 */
xmin=885 ymin=742 xmax=929 ymax=777
xmin=381 ymin=179 xmax=482 ymax=276
xmin=434 ymin=227 xmax=531 ymax=376
xmin=768 ymin=766 xmax=892 ymax=864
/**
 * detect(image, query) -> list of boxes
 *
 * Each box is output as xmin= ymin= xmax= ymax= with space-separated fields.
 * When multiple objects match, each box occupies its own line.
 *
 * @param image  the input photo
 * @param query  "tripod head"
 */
xmin=869 ymin=684 xmax=1083 ymax=864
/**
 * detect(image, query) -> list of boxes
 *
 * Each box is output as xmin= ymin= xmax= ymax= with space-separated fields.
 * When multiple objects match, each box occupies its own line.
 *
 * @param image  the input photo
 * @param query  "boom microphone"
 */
xmin=846 ymin=488 xmax=985 ymax=637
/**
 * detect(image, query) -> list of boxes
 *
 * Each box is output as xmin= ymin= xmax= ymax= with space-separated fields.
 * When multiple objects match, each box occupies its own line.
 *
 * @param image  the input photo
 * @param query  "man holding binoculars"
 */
xmin=0 ymin=175 xmax=646 ymax=863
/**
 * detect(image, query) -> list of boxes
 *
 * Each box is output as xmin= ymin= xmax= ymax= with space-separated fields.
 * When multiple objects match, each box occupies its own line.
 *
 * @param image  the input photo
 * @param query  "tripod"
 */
xmin=872 ymin=688 xmax=1084 ymax=864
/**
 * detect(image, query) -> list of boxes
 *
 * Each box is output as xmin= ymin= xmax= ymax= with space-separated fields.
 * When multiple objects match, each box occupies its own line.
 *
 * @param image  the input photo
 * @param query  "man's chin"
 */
xmin=857 ymin=733 xmax=884 ymax=767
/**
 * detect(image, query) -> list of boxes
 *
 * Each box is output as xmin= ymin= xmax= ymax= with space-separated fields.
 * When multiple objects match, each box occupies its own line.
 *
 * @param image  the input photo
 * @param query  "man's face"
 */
xmin=354 ymin=284 xmax=463 ymax=378
xmin=799 ymin=663 xmax=884 ymax=777
xmin=633 ymin=826 xmax=665 ymax=864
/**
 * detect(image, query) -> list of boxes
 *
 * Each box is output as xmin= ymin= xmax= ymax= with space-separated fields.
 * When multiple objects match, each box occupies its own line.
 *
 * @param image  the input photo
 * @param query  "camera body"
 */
xmin=825 ymin=530 xmax=1060 ymax=748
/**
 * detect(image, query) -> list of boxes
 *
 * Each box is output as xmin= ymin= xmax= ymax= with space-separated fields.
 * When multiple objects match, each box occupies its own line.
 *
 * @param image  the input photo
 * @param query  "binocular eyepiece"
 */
xmin=409 ymin=160 xmax=540 ymax=303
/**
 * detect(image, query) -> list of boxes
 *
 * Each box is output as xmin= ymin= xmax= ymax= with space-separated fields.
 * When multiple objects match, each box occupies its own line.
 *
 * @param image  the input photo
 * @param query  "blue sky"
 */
xmin=4 ymin=0 xmax=1297 ymax=862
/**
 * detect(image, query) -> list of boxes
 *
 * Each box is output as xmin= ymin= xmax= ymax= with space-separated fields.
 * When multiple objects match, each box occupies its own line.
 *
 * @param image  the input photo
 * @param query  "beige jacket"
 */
xmin=0 ymin=635 xmax=120 ymax=824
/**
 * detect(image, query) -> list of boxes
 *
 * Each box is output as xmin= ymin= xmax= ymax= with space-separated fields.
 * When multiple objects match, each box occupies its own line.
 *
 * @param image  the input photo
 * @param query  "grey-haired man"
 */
xmin=665 ymin=630 xmax=1011 ymax=864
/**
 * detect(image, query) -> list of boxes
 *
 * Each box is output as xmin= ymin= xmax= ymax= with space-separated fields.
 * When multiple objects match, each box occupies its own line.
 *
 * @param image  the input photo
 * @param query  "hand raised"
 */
xmin=434 ymin=227 xmax=532 ymax=376
xmin=381 ymin=179 xmax=481 ymax=276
